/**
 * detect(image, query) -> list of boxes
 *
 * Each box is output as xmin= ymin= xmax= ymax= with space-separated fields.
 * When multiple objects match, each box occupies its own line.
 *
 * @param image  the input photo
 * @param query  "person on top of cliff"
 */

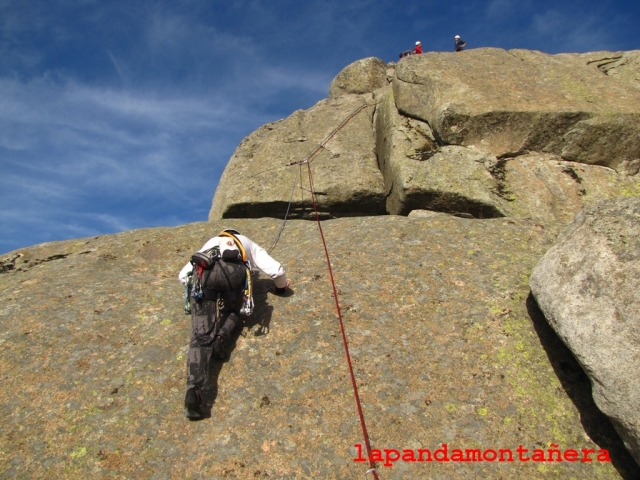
xmin=178 ymin=228 xmax=290 ymax=419
xmin=454 ymin=35 xmax=467 ymax=52
xmin=414 ymin=41 xmax=423 ymax=54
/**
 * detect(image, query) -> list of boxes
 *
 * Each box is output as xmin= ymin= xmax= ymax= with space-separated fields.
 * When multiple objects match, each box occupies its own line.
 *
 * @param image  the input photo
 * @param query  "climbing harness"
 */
xmin=218 ymin=230 xmax=255 ymax=317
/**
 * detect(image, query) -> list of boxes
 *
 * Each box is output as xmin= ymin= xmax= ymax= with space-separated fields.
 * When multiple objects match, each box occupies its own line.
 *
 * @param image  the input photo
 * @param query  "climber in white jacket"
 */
xmin=179 ymin=228 xmax=289 ymax=419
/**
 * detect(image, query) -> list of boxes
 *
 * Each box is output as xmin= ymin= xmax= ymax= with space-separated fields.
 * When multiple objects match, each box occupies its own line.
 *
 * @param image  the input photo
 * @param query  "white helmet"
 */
xmin=455 ymin=35 xmax=460 ymax=39
xmin=416 ymin=41 xmax=421 ymax=45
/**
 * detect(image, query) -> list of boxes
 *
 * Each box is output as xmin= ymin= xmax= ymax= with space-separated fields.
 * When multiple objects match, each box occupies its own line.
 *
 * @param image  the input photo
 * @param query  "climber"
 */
xmin=399 ymin=41 xmax=422 ymax=59
xmin=178 ymin=228 xmax=290 ymax=419
xmin=454 ymin=35 xmax=467 ymax=52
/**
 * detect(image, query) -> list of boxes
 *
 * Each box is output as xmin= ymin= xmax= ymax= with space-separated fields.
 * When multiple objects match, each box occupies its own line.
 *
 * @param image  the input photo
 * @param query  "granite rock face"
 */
xmin=373 ymin=88 xmax=500 ymax=217
xmin=577 ymin=50 xmax=640 ymax=90
xmin=211 ymin=49 xmax=640 ymax=223
xmin=205 ymin=50 xmax=640 ymax=471
xmin=530 ymin=197 xmax=640 ymax=465
xmin=374 ymin=86 xmax=640 ymax=220
xmin=2 ymin=217 xmax=639 ymax=478
xmin=209 ymin=94 xmax=386 ymax=221
xmin=495 ymin=154 xmax=640 ymax=223
xmin=393 ymin=48 xmax=640 ymax=169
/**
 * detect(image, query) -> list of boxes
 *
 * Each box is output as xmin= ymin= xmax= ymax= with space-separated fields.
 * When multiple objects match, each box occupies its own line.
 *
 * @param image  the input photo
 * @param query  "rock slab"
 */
xmin=2 ymin=217 xmax=638 ymax=478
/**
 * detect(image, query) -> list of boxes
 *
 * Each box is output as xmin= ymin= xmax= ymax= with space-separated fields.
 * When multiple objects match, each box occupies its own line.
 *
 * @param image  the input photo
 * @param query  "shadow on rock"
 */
xmin=526 ymin=293 xmax=640 ymax=479
xmin=242 ymin=276 xmax=275 ymax=336
xmin=190 ymin=275 xmax=281 ymax=420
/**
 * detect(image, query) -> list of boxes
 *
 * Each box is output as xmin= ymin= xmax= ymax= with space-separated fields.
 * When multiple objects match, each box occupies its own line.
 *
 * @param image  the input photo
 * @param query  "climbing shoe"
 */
xmin=213 ymin=336 xmax=225 ymax=359
xmin=184 ymin=388 xmax=202 ymax=420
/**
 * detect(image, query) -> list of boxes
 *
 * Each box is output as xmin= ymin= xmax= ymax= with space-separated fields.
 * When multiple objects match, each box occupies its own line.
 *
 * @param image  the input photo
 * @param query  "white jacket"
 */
xmin=178 ymin=234 xmax=287 ymax=288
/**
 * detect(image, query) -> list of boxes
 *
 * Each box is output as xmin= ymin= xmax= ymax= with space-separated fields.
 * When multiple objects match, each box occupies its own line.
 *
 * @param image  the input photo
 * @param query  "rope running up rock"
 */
xmin=267 ymin=101 xmax=375 ymax=254
xmin=268 ymin=100 xmax=381 ymax=478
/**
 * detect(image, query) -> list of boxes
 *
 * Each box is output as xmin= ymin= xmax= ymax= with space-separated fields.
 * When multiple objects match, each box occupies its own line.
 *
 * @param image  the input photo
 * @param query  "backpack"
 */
xmin=185 ymin=232 xmax=254 ymax=316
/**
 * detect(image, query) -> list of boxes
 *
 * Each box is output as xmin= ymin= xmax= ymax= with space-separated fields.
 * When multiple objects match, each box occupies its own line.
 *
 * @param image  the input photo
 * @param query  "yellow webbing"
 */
xmin=219 ymin=231 xmax=247 ymax=262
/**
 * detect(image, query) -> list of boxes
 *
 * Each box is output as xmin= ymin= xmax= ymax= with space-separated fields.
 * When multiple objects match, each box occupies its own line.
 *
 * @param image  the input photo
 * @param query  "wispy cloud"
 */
xmin=0 ymin=72 xmax=278 ymax=253
xmin=0 ymin=0 xmax=334 ymax=253
xmin=485 ymin=0 xmax=533 ymax=21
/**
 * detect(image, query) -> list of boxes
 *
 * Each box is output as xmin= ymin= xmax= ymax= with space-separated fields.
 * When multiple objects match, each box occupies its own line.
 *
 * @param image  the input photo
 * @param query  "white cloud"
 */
xmin=486 ymin=0 xmax=520 ymax=20
xmin=258 ymin=64 xmax=331 ymax=94
xmin=0 ymin=76 xmax=251 ymax=249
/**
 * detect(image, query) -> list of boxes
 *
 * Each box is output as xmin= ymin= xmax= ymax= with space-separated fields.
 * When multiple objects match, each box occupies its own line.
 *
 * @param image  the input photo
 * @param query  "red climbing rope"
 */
xmin=304 ymin=161 xmax=379 ymax=479
xmin=267 ymin=101 xmax=380 ymax=476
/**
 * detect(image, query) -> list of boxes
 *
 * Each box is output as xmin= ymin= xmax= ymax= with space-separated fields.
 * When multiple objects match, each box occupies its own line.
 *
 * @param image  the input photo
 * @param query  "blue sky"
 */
xmin=1 ymin=0 xmax=638 ymax=254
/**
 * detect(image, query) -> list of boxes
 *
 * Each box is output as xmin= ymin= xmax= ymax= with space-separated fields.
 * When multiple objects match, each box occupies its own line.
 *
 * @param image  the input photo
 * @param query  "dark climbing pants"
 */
xmin=186 ymin=296 xmax=241 ymax=390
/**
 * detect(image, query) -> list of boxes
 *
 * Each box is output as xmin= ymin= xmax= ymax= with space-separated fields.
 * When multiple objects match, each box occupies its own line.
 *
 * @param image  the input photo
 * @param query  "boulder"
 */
xmin=209 ymin=94 xmax=386 ymax=220
xmin=530 ymin=197 xmax=640 ymax=465
xmin=328 ymin=57 xmax=388 ymax=98
xmin=393 ymin=48 xmax=640 ymax=171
